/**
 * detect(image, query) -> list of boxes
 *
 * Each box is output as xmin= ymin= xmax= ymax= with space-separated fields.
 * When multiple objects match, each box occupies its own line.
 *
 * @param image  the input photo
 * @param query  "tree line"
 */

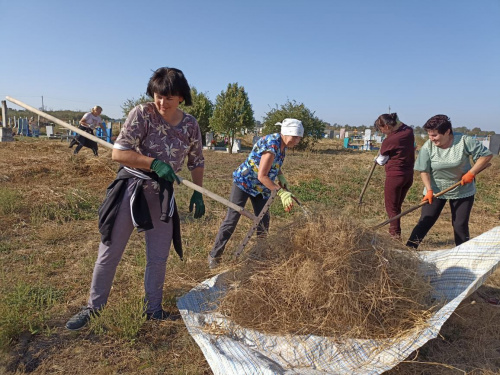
xmin=121 ymin=83 xmax=326 ymax=151
xmin=4 ymin=89 xmax=494 ymax=148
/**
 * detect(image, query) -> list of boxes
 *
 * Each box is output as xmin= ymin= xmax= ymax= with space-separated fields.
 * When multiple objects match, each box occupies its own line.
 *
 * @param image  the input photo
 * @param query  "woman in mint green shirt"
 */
xmin=406 ymin=115 xmax=492 ymax=249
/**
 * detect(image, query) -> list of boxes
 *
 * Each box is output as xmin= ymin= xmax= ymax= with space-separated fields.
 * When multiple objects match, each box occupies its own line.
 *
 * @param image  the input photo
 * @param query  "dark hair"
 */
xmin=374 ymin=113 xmax=399 ymax=129
xmin=423 ymin=114 xmax=453 ymax=135
xmin=146 ymin=67 xmax=192 ymax=105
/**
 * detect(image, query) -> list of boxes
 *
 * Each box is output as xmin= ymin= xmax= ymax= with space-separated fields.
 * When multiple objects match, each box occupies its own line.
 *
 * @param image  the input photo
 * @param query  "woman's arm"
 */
xmin=79 ymin=114 xmax=90 ymax=127
xmin=469 ymin=155 xmax=493 ymax=175
xmin=111 ymin=149 xmax=155 ymax=170
xmin=420 ymin=172 xmax=432 ymax=192
xmin=257 ymin=152 xmax=281 ymax=191
xmin=190 ymin=166 xmax=204 ymax=187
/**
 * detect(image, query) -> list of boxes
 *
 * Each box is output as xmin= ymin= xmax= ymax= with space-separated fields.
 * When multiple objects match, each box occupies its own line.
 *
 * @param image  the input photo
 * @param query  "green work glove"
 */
xmin=277 ymin=189 xmax=294 ymax=212
xmin=189 ymin=191 xmax=205 ymax=219
xmin=150 ymin=159 xmax=180 ymax=184
xmin=277 ymin=174 xmax=289 ymax=190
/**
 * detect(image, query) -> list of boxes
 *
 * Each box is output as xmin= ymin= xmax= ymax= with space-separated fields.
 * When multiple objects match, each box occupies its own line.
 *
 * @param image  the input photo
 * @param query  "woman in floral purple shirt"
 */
xmin=208 ymin=118 xmax=303 ymax=269
xmin=66 ymin=67 xmax=205 ymax=330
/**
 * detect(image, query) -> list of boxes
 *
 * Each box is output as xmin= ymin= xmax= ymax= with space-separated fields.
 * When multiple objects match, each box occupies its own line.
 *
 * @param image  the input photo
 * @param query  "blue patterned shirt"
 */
xmin=233 ymin=133 xmax=285 ymax=197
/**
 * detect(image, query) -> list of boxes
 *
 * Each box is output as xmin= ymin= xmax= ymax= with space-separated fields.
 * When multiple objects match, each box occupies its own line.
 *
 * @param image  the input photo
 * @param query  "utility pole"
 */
xmin=388 ymin=105 xmax=391 ymax=114
xmin=41 ymin=96 xmax=44 ymax=111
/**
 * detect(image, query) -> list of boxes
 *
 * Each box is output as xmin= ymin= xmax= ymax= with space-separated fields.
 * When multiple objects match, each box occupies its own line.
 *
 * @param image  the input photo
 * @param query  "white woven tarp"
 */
xmin=177 ymin=226 xmax=500 ymax=375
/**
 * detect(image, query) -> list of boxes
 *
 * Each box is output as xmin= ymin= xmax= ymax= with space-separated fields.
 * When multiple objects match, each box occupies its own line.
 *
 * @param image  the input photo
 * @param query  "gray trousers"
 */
xmin=210 ymin=184 xmax=270 ymax=259
xmin=88 ymin=180 xmax=173 ymax=314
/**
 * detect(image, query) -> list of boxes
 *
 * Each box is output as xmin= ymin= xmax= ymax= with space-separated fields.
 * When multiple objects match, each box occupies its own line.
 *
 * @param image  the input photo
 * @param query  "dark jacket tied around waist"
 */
xmin=98 ymin=166 xmax=183 ymax=260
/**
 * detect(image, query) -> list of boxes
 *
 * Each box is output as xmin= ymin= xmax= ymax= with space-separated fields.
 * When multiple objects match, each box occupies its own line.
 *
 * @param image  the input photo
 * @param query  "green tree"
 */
xmin=180 ymin=87 xmax=213 ymax=145
xmin=121 ymin=94 xmax=150 ymax=117
xmin=454 ymin=126 xmax=470 ymax=135
xmin=262 ymin=100 xmax=326 ymax=151
xmin=210 ymin=83 xmax=254 ymax=153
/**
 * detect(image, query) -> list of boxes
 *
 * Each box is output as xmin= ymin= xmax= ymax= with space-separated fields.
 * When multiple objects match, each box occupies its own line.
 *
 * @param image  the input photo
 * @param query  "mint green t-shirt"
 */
xmin=414 ymin=134 xmax=492 ymax=199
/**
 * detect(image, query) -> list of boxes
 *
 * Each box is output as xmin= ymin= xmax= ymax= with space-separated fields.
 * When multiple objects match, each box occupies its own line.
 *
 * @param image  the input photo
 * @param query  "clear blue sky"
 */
xmin=2 ymin=0 xmax=499 ymax=133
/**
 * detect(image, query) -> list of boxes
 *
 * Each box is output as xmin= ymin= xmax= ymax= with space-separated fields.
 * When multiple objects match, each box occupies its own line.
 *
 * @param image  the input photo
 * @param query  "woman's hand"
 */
xmin=460 ymin=171 xmax=475 ymax=185
xmin=421 ymin=189 xmax=434 ymax=204
xmin=277 ymin=189 xmax=294 ymax=212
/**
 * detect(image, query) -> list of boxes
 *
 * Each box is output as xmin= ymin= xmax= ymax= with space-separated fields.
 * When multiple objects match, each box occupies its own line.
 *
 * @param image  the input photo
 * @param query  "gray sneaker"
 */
xmin=65 ymin=307 xmax=99 ymax=331
xmin=207 ymin=254 xmax=221 ymax=269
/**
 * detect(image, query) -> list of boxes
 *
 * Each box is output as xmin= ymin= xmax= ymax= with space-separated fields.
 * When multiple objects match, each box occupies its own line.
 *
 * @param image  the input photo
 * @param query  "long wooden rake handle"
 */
xmin=359 ymin=160 xmax=377 ymax=205
xmin=372 ymin=162 xmax=492 ymax=230
xmin=5 ymin=96 xmax=258 ymax=221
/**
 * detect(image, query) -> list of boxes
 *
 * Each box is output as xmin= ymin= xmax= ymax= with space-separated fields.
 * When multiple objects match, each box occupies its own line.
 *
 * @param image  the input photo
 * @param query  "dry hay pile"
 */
xmin=218 ymin=214 xmax=439 ymax=339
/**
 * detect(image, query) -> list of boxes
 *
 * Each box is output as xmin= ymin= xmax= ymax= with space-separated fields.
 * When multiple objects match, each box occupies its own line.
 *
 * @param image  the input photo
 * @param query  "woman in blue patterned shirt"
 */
xmin=208 ymin=119 xmax=303 ymax=269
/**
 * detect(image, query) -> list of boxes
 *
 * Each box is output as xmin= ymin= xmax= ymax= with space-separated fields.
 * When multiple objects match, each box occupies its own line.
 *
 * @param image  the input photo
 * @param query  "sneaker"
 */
xmin=146 ymin=309 xmax=180 ymax=321
xmin=207 ymin=254 xmax=221 ymax=270
xmin=65 ymin=307 xmax=99 ymax=330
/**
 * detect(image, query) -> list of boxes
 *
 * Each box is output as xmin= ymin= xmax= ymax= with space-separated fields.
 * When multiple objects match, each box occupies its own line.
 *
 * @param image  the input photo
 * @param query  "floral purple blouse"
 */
xmin=233 ymin=133 xmax=285 ymax=198
xmin=114 ymin=103 xmax=204 ymax=189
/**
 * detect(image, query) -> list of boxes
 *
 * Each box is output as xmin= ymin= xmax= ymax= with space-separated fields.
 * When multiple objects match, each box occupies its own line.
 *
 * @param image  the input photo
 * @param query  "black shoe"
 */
xmin=207 ymin=254 xmax=221 ymax=270
xmin=146 ymin=309 xmax=180 ymax=321
xmin=65 ymin=307 xmax=99 ymax=330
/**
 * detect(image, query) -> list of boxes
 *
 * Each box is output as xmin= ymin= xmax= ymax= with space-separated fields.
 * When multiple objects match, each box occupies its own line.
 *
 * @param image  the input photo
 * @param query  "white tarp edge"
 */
xmin=177 ymin=226 xmax=500 ymax=375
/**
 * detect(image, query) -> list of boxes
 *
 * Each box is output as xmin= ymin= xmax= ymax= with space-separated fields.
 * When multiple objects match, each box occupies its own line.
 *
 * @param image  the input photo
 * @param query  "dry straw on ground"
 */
xmin=218 ymin=214 xmax=440 ymax=339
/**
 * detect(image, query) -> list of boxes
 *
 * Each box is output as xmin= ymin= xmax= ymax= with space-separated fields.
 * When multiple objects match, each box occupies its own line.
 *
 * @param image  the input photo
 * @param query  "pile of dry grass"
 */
xmin=218 ymin=214 xmax=439 ymax=339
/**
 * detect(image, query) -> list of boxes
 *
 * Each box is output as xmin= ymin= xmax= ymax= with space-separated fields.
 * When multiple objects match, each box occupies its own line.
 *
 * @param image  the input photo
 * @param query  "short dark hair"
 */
xmin=146 ymin=67 xmax=192 ymax=105
xmin=423 ymin=114 xmax=453 ymax=135
xmin=374 ymin=113 xmax=398 ymax=129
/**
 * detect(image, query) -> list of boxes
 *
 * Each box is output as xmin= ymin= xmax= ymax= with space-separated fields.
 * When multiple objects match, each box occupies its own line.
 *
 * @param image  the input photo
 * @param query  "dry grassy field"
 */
xmin=0 ymin=136 xmax=499 ymax=374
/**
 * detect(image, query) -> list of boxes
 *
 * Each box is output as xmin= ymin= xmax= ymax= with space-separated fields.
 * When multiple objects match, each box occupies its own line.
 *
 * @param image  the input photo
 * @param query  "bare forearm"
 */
xmin=111 ymin=149 xmax=155 ymax=170
xmin=258 ymin=175 xmax=280 ymax=191
xmin=190 ymin=167 xmax=204 ymax=187
xmin=470 ymin=155 xmax=493 ymax=175
xmin=257 ymin=152 xmax=280 ymax=191
xmin=420 ymin=172 xmax=432 ymax=191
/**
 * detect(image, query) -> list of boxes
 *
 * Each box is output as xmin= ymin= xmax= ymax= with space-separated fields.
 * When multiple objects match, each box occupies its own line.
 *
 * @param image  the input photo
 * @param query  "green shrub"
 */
xmin=89 ymin=297 xmax=147 ymax=341
xmin=0 ymin=282 xmax=61 ymax=349
xmin=30 ymin=189 xmax=99 ymax=225
xmin=0 ymin=188 xmax=23 ymax=215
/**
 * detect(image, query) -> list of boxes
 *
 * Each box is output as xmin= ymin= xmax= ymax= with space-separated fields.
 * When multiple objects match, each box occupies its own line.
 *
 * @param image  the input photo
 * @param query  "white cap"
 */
xmin=276 ymin=118 xmax=304 ymax=137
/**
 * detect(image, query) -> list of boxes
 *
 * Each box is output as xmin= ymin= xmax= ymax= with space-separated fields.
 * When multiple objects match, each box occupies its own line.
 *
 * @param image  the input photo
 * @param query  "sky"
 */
xmin=1 ymin=0 xmax=499 ymax=132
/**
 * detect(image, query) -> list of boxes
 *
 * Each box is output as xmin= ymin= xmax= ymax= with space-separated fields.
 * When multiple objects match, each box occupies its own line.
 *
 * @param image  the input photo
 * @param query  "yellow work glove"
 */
xmin=277 ymin=189 xmax=294 ymax=212
xmin=277 ymin=174 xmax=289 ymax=190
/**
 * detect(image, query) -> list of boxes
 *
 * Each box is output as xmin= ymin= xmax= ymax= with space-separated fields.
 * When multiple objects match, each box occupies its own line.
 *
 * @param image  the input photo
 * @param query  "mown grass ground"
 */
xmin=0 ymin=136 xmax=499 ymax=374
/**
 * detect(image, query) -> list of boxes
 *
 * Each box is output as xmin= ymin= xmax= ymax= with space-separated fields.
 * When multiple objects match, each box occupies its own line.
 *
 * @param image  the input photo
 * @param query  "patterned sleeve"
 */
xmin=414 ymin=141 xmax=431 ymax=172
xmin=261 ymin=134 xmax=279 ymax=155
xmin=463 ymin=136 xmax=493 ymax=162
xmin=186 ymin=116 xmax=205 ymax=171
xmin=113 ymin=106 xmax=147 ymax=151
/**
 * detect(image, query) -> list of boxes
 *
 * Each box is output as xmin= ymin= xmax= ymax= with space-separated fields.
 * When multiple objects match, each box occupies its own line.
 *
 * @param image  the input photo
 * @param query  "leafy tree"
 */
xmin=210 ymin=83 xmax=254 ymax=153
xmin=180 ymin=87 xmax=213 ymax=145
xmin=454 ymin=126 xmax=470 ymax=135
xmin=121 ymin=94 xmax=151 ymax=117
xmin=261 ymin=99 xmax=326 ymax=151
xmin=470 ymin=127 xmax=482 ymax=136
